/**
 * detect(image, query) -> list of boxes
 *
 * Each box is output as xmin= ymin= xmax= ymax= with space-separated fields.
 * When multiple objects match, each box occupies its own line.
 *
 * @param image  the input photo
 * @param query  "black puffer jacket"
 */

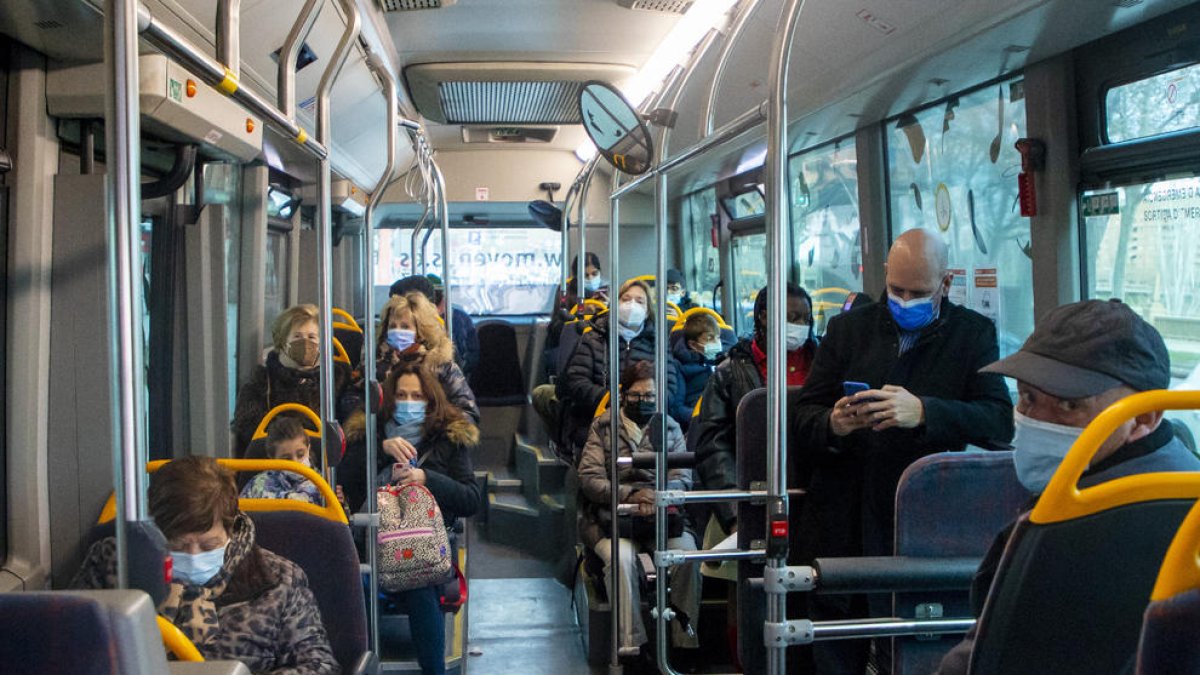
xmin=790 ymin=297 xmax=1014 ymax=559
xmin=556 ymin=312 xmax=683 ymax=451
xmin=231 ymin=351 xmax=352 ymax=457
xmin=691 ymin=338 xmax=762 ymax=528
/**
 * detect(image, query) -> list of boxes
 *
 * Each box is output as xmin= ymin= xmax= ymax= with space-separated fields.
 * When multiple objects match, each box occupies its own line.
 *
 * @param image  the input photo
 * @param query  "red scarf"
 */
xmin=750 ymin=339 xmax=813 ymax=387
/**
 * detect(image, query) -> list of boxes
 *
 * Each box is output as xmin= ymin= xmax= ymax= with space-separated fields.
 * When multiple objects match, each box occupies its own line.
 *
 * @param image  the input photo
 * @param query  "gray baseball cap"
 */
xmin=980 ymin=299 xmax=1170 ymax=399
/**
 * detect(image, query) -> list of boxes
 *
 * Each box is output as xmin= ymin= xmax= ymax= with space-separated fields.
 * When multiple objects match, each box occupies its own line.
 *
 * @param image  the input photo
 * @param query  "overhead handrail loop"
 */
xmin=215 ymin=0 xmax=240 ymax=79
xmin=763 ymin=1 xmax=806 ymax=673
xmin=277 ymin=0 xmax=323 ymax=118
xmin=363 ymin=51 xmax=400 ymax=658
xmin=105 ymin=0 xmax=148 ymax=590
xmin=315 ymin=0 xmax=361 ymax=485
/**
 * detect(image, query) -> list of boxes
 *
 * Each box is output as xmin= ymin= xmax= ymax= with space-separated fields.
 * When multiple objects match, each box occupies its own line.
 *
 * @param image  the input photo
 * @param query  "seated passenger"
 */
xmin=230 ymin=304 xmax=352 ymax=456
xmin=557 ymin=278 xmax=684 ymax=457
xmin=935 ymin=299 xmax=1200 ymax=675
xmin=240 ymin=416 xmax=321 ymax=504
xmin=389 ymin=275 xmax=480 ymax=379
xmin=693 ymin=283 xmax=816 ymax=533
xmin=73 ymin=456 xmax=338 ymax=674
xmin=670 ymin=312 xmax=723 ymax=431
xmin=375 ymin=291 xmax=479 ymax=424
xmin=573 ymin=252 xmax=609 ymax=303
xmin=376 ymin=361 xmax=481 ymax=675
xmin=665 ymin=268 xmax=699 ymax=312
xmin=577 ymin=360 xmax=700 ymax=658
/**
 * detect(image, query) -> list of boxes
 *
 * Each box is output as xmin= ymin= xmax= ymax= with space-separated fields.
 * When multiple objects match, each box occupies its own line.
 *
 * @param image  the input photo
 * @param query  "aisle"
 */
xmin=466 ymin=577 xmax=595 ymax=675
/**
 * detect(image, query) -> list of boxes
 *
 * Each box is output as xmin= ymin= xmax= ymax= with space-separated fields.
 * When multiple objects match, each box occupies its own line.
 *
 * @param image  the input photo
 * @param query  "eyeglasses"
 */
xmin=624 ymin=394 xmax=657 ymax=404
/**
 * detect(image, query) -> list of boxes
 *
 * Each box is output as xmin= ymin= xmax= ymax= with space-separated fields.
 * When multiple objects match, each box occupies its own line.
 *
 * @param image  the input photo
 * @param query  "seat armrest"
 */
xmin=812 ymin=556 xmax=982 ymax=594
xmin=168 ymin=662 xmax=252 ymax=675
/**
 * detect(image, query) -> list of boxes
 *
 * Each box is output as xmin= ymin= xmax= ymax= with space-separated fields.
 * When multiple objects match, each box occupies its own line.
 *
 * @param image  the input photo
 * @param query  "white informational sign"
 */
xmin=475 ymin=187 xmax=489 ymax=201
xmin=973 ymin=267 xmax=999 ymax=323
xmin=948 ymin=268 xmax=968 ymax=306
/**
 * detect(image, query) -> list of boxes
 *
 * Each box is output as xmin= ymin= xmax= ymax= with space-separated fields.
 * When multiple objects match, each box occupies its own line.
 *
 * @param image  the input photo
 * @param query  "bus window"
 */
xmin=1105 ymin=62 xmax=1200 ymax=144
xmin=887 ymin=77 xmax=1032 ymax=360
xmin=789 ymin=137 xmax=862 ymax=335
xmin=683 ymin=187 xmax=720 ymax=310
xmin=731 ymin=232 xmax=767 ymax=335
xmin=1081 ymin=178 xmax=1200 ymax=441
xmin=375 ymin=227 xmax=563 ymax=315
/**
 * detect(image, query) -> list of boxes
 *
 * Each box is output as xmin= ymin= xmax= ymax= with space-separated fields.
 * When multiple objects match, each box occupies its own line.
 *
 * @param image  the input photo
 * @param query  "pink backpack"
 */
xmin=377 ymin=484 xmax=452 ymax=593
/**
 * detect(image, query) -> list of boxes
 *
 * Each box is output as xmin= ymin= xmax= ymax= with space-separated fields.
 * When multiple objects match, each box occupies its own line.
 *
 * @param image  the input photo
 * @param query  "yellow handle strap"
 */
xmin=147 ymin=458 xmax=347 ymax=524
xmin=252 ymin=403 xmax=322 ymax=441
xmin=331 ymin=308 xmax=361 ymax=331
xmin=672 ymin=306 xmax=732 ymax=332
xmin=157 ymin=616 xmax=204 ymax=662
xmin=1152 ymin=499 xmax=1200 ymax=601
xmin=1031 ymin=390 xmax=1200 ymax=525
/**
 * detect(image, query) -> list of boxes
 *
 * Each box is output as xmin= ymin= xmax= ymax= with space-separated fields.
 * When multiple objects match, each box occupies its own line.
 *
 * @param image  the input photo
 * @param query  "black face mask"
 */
xmin=623 ymin=401 xmax=656 ymax=426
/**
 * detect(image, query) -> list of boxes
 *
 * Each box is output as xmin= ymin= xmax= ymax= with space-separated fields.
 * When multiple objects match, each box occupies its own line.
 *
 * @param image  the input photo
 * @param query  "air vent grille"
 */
xmin=616 ymin=0 xmax=693 ymax=13
xmin=380 ymin=0 xmax=455 ymax=10
xmin=1113 ymin=0 xmax=1144 ymax=6
xmin=438 ymin=81 xmax=584 ymax=124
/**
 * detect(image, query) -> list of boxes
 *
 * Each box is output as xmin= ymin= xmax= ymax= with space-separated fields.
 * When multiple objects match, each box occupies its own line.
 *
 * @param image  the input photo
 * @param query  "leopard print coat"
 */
xmin=73 ymin=530 xmax=339 ymax=674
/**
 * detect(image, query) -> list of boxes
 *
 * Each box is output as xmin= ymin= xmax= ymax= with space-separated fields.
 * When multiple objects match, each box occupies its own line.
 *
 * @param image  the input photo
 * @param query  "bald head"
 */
xmin=885 ymin=229 xmax=952 ymax=303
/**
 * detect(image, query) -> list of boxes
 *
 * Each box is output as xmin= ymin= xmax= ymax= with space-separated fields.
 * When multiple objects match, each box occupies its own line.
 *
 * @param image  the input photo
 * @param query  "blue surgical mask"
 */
xmin=585 ymin=276 xmax=603 ymax=293
xmin=171 ymin=545 xmax=227 ymax=586
xmin=392 ymin=399 xmax=426 ymax=425
xmin=386 ymin=328 xmax=416 ymax=352
xmin=702 ymin=341 xmax=722 ymax=360
xmin=1012 ymin=410 xmax=1084 ymax=493
xmin=666 ymin=292 xmax=683 ymax=306
xmin=888 ymin=293 xmax=937 ymax=332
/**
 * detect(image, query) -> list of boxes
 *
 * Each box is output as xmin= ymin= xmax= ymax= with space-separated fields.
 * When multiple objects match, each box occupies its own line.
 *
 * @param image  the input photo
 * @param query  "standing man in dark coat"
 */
xmin=789 ymin=229 xmax=1014 ymax=674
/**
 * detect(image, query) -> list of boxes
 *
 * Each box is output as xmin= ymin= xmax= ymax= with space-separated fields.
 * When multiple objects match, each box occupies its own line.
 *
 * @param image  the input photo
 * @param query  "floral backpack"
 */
xmin=377 ymin=481 xmax=452 ymax=593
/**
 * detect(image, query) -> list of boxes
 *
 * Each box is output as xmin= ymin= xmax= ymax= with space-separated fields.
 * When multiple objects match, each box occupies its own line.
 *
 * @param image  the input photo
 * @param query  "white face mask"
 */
xmin=618 ymin=301 xmax=647 ymax=330
xmin=1012 ymin=410 xmax=1085 ymax=493
xmin=785 ymin=322 xmax=810 ymax=351
xmin=702 ymin=341 xmax=722 ymax=360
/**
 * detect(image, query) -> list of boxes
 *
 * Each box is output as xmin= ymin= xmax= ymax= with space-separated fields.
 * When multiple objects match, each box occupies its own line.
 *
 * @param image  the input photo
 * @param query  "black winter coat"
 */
xmin=230 ymin=351 xmax=352 ymax=457
xmin=374 ymin=418 xmax=482 ymax=526
xmin=790 ymin=297 xmax=1014 ymax=560
xmin=691 ymin=338 xmax=762 ymax=528
xmin=556 ymin=312 xmax=685 ymax=451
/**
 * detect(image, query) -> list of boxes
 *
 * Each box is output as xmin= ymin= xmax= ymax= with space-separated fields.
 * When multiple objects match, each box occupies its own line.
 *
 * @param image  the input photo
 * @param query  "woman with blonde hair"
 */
xmin=376 ymin=291 xmax=478 ymax=423
xmin=230 ymin=304 xmax=352 ymax=456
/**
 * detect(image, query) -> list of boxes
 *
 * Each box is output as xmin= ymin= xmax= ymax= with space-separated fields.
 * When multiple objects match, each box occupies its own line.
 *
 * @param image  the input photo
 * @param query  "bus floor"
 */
xmin=464 ymin=520 xmax=602 ymax=674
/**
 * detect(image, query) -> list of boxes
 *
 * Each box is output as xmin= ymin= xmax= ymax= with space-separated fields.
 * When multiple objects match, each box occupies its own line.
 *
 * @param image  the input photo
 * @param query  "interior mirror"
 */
xmin=578 ymin=81 xmax=654 ymax=175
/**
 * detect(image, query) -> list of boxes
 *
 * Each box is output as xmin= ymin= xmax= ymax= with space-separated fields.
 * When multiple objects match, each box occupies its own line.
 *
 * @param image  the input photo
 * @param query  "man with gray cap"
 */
xmin=934 ymin=298 xmax=1200 ymax=675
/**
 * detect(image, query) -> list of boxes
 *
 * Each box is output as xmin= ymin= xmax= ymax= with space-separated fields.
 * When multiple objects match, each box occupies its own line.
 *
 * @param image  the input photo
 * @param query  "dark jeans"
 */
xmin=392 ymin=585 xmax=446 ymax=675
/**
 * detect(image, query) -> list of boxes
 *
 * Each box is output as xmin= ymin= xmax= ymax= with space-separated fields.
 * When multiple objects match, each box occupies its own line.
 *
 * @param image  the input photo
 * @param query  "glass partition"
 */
xmin=789 ymin=137 xmax=862 ymax=335
xmin=887 ymin=77 xmax=1032 ymax=359
xmin=683 ymin=187 xmax=721 ymax=311
xmin=731 ymin=232 xmax=767 ymax=335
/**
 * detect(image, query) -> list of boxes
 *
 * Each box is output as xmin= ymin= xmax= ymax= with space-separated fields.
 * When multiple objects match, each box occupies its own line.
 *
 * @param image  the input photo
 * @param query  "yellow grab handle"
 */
xmin=251 ymin=403 xmax=322 ymax=440
xmin=157 ymin=616 xmax=204 ymax=662
xmin=1152 ymin=499 xmax=1200 ymax=601
xmin=331 ymin=308 xmax=360 ymax=331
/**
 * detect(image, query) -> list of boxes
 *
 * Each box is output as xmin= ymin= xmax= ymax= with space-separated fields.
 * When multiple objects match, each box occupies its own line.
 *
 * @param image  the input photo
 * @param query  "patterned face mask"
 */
xmin=286 ymin=339 xmax=319 ymax=368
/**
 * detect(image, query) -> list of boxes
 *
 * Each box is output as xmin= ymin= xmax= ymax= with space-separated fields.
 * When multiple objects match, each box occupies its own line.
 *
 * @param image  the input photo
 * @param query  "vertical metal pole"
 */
xmin=764 ymin=1 xmax=805 ymax=673
xmin=363 ymin=54 xmax=398 ymax=658
xmin=578 ymin=173 xmax=590 ymax=300
xmin=315 ymin=0 xmax=359 ymax=481
xmin=216 ymin=0 xmax=241 ymax=77
xmin=104 ymin=0 xmax=148 ymax=589
xmin=702 ymin=0 xmax=761 ymax=138
xmin=277 ymin=0 xmax=324 ymax=117
xmin=431 ymin=161 xmax=453 ymax=341
xmin=607 ymin=194 xmax=622 ymax=675
xmin=560 ymin=183 xmax=577 ymax=295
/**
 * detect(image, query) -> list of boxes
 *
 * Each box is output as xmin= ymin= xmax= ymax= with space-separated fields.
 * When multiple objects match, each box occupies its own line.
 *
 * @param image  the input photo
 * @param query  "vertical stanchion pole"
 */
xmin=104 ymin=0 xmax=148 ymax=589
xmin=578 ymin=175 xmax=590 ymax=301
xmin=607 ymin=194 xmax=622 ymax=675
xmin=560 ymin=183 xmax=577 ymax=296
xmin=363 ymin=54 xmax=398 ymax=658
xmin=315 ymin=0 xmax=360 ymax=482
xmin=764 ymin=1 xmax=805 ymax=673
xmin=431 ymin=161 xmax=453 ymax=342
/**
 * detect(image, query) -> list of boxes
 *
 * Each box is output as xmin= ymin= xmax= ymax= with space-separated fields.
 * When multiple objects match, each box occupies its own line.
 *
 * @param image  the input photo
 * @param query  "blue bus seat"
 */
xmin=468 ymin=321 xmax=529 ymax=407
xmin=891 ymin=450 xmax=1029 ymax=675
xmin=248 ymin=510 xmax=374 ymax=675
